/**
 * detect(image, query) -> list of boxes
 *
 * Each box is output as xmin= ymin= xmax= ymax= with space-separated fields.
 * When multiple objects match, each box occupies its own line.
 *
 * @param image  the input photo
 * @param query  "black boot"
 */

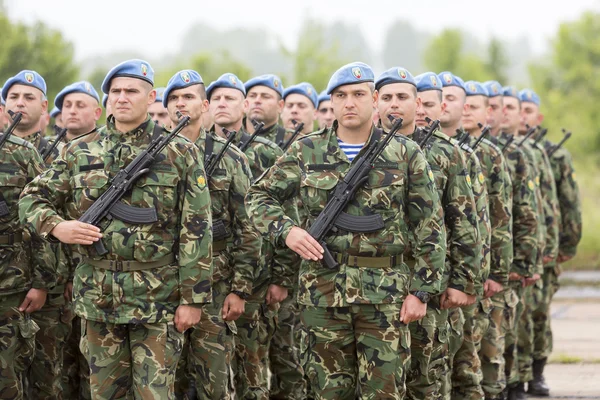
xmin=507 ymin=382 xmax=527 ymax=400
xmin=528 ymin=357 xmax=551 ymax=396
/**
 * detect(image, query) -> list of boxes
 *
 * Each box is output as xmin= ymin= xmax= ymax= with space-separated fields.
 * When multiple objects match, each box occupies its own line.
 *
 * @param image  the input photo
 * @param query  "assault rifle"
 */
xmin=471 ymin=123 xmax=491 ymax=152
xmin=547 ymin=129 xmax=572 ymax=157
xmin=40 ymin=127 xmax=68 ymax=163
xmin=418 ymin=117 xmax=440 ymax=148
xmin=281 ymin=120 xmax=305 ymax=152
xmin=238 ymin=119 xmax=265 ymax=152
xmin=517 ymin=124 xmax=538 ymax=147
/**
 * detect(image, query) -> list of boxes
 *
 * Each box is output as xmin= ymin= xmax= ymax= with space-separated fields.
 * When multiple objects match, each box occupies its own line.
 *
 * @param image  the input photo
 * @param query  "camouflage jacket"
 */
xmin=466 ymin=134 xmax=513 ymax=287
xmin=528 ymin=139 xmax=560 ymax=263
xmin=246 ymin=124 xmax=446 ymax=307
xmin=1 ymin=136 xmax=56 ymax=295
xmin=19 ymin=116 xmax=213 ymax=324
xmin=195 ymin=130 xmax=259 ymax=300
xmin=541 ymin=139 xmax=582 ymax=258
xmin=409 ymin=129 xmax=481 ymax=297
xmin=245 ymin=118 xmax=290 ymax=150
xmin=22 ymin=130 xmax=63 ymax=164
xmin=492 ymin=132 xmax=539 ymax=277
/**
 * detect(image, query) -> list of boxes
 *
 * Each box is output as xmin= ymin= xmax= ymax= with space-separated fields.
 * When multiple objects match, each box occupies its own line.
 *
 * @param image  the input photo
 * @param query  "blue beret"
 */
xmin=415 ymin=72 xmax=443 ymax=92
xmin=2 ymin=70 xmax=47 ymax=100
xmin=206 ymin=73 xmax=246 ymax=101
xmin=101 ymin=59 xmax=154 ymax=94
xmin=503 ymin=86 xmax=519 ymax=98
xmin=0 ymin=88 xmax=4 ymax=106
xmin=483 ymin=81 xmax=503 ymax=97
xmin=326 ymin=62 xmax=374 ymax=95
xmin=283 ymin=82 xmax=318 ymax=108
xmin=163 ymin=70 xmax=204 ymax=107
xmin=244 ymin=74 xmax=284 ymax=98
xmin=154 ymin=87 xmax=166 ymax=104
xmin=317 ymin=90 xmax=330 ymax=108
xmin=464 ymin=81 xmax=489 ymax=97
xmin=375 ymin=67 xmax=416 ymax=91
xmin=438 ymin=71 xmax=466 ymax=91
xmin=518 ymin=89 xmax=541 ymax=106
xmin=49 ymin=106 xmax=61 ymax=118
xmin=102 ymin=93 xmax=108 ymax=109
xmin=54 ymin=81 xmax=100 ymax=110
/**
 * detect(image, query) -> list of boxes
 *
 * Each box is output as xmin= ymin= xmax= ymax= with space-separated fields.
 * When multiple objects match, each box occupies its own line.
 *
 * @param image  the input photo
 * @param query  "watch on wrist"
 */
xmin=231 ymin=290 xmax=249 ymax=300
xmin=411 ymin=290 xmax=430 ymax=304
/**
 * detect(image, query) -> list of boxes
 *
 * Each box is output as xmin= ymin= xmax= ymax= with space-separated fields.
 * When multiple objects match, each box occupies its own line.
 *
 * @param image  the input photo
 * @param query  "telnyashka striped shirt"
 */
xmin=337 ymin=139 xmax=365 ymax=162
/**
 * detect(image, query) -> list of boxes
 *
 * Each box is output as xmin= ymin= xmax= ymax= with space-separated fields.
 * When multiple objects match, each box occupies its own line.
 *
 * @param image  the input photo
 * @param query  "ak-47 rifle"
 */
xmin=471 ymin=123 xmax=491 ymax=152
xmin=40 ymin=127 xmax=68 ymax=163
xmin=534 ymin=127 xmax=548 ymax=145
xmin=547 ymin=129 xmax=572 ymax=157
xmin=205 ymin=128 xmax=236 ymax=179
xmin=307 ymin=115 xmax=403 ymax=269
xmin=79 ymin=111 xmax=191 ymax=256
xmin=501 ymin=134 xmax=515 ymax=154
xmin=0 ymin=111 xmax=23 ymax=217
xmin=418 ymin=117 xmax=440 ymax=148
xmin=238 ymin=119 xmax=265 ymax=152
xmin=281 ymin=120 xmax=305 ymax=152
xmin=517 ymin=124 xmax=538 ymax=147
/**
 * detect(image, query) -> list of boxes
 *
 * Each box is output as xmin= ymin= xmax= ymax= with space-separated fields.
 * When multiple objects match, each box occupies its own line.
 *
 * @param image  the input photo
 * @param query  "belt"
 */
xmin=0 ymin=231 xmax=23 ymax=245
xmin=332 ymin=252 xmax=403 ymax=268
xmin=85 ymin=254 xmax=175 ymax=272
xmin=213 ymin=240 xmax=228 ymax=253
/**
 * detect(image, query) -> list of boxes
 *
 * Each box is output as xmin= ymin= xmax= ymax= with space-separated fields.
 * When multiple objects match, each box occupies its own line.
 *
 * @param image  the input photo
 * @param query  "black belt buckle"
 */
xmin=7 ymin=234 xmax=14 ymax=245
xmin=110 ymin=260 xmax=124 ymax=272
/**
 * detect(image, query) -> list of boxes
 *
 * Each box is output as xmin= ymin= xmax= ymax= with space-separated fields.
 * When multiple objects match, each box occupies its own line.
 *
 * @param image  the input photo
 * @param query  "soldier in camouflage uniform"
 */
xmin=163 ymin=69 xmax=260 ymax=400
xmin=243 ymin=74 xmax=307 ymax=399
xmin=281 ymin=82 xmax=318 ymax=135
xmin=206 ymin=73 xmax=296 ymax=399
xmin=482 ymin=82 xmax=539 ymax=400
xmin=19 ymin=59 xmax=214 ymax=399
xmin=148 ymin=87 xmax=171 ymax=129
xmin=0 ymin=74 xmax=56 ymax=400
xmin=316 ymin=90 xmax=335 ymax=130
xmin=375 ymin=69 xmax=481 ymax=400
xmin=246 ymin=61 xmax=447 ymax=400
xmin=2 ymin=70 xmax=67 ymax=400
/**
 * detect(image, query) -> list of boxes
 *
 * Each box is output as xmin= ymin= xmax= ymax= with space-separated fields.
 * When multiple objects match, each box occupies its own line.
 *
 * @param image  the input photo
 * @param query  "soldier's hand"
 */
xmin=285 ymin=227 xmax=323 ymax=261
xmin=542 ymin=256 xmax=555 ymax=265
xmin=222 ymin=293 xmax=245 ymax=321
xmin=440 ymin=288 xmax=476 ymax=309
xmin=64 ymin=282 xmax=73 ymax=303
xmin=484 ymin=279 xmax=503 ymax=298
xmin=523 ymin=273 xmax=541 ymax=287
xmin=400 ymin=294 xmax=427 ymax=323
xmin=509 ymin=272 xmax=522 ymax=281
xmin=174 ymin=305 xmax=202 ymax=333
xmin=266 ymin=284 xmax=288 ymax=305
xmin=557 ymin=254 xmax=572 ymax=263
xmin=19 ymin=288 xmax=48 ymax=313
xmin=51 ymin=221 xmax=103 ymax=245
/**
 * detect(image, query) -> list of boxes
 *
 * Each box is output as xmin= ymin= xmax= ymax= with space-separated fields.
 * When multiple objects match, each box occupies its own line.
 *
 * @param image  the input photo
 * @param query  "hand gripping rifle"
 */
xmin=238 ymin=119 xmax=265 ymax=152
xmin=281 ymin=119 xmax=305 ymax=152
xmin=307 ymin=115 xmax=404 ymax=269
xmin=79 ymin=111 xmax=191 ymax=256
xmin=0 ymin=111 xmax=23 ymax=217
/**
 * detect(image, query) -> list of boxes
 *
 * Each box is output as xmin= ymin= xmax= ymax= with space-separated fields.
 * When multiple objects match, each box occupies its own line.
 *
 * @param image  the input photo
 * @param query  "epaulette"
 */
xmin=482 ymin=138 xmax=502 ymax=154
xmin=252 ymin=135 xmax=280 ymax=150
xmin=432 ymin=129 xmax=453 ymax=144
xmin=6 ymin=135 xmax=34 ymax=150
xmin=450 ymin=136 xmax=474 ymax=154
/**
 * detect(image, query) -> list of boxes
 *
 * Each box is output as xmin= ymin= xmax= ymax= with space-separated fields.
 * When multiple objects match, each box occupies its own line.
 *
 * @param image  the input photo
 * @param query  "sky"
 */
xmin=4 ymin=0 xmax=600 ymax=61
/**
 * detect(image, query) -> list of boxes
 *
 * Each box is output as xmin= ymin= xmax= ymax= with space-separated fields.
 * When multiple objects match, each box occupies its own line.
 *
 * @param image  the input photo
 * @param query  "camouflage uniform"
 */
xmin=405 ymin=129 xmax=481 ymax=400
xmin=18 ymin=116 xmax=213 ymax=399
xmin=175 ymin=130 xmax=260 ymax=400
xmin=246 ymin=124 xmax=447 ymax=400
xmin=0 ymin=135 xmax=56 ymax=400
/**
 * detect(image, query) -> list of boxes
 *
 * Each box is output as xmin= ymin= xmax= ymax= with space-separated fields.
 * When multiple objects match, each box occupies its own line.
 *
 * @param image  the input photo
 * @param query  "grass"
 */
xmin=549 ymin=353 xmax=600 ymax=364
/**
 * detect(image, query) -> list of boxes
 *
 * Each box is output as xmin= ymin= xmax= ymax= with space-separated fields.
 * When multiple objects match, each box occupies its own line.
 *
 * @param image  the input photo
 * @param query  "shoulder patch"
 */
xmin=478 ymin=172 xmax=485 ymax=184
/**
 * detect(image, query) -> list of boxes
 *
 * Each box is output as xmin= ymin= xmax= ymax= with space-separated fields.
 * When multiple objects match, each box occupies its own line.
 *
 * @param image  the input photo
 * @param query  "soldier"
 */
xmin=206 ymin=73 xmax=295 ymax=399
xmin=480 ymin=81 xmax=539 ymax=400
xmin=0 ymin=91 xmax=7 ymax=129
xmin=376 ymin=69 xmax=480 ymax=400
xmin=50 ymin=106 xmax=62 ymax=128
xmin=281 ymin=82 xmax=318 ymax=135
xmin=2 ymin=70 xmax=65 ymax=399
xmin=18 ymin=59 xmax=214 ymax=399
xmin=148 ymin=87 xmax=171 ymax=128
xmin=316 ymin=90 xmax=334 ymax=129
xmin=0 ymin=71 xmax=56 ymax=400
xmin=245 ymin=61 xmax=447 ymax=399
xmin=163 ymin=69 xmax=259 ymax=400
xmin=57 ymin=81 xmax=102 ymax=142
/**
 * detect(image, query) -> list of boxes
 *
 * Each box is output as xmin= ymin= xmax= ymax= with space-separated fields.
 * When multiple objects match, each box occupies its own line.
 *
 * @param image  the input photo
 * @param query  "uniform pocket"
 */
xmin=300 ymin=171 xmax=338 ymax=217
xmin=133 ymin=172 xmax=180 ymax=210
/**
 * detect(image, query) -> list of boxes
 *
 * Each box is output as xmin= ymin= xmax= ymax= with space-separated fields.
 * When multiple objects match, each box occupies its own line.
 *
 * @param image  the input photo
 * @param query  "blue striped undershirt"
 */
xmin=337 ymin=138 xmax=365 ymax=162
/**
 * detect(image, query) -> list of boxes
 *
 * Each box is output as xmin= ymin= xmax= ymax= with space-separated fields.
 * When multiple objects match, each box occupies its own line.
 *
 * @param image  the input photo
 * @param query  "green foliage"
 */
xmin=485 ymin=37 xmax=509 ymax=83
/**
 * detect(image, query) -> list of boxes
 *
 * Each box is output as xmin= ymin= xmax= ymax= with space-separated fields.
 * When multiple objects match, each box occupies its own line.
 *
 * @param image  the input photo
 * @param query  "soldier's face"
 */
xmin=462 ymin=95 xmax=489 ymax=132
xmin=54 ymin=113 xmax=63 ymax=129
xmin=166 ymin=85 xmax=208 ymax=125
xmin=416 ymin=90 xmax=444 ymax=128
xmin=209 ymin=87 xmax=245 ymax=127
xmin=282 ymin=94 xmax=315 ymax=133
xmin=4 ymin=84 xmax=47 ymax=132
xmin=148 ymin=101 xmax=171 ymax=128
xmin=317 ymin=99 xmax=334 ymax=129
xmin=376 ymin=83 xmax=419 ymax=131
xmin=441 ymin=86 xmax=466 ymax=127
xmin=108 ymin=78 xmax=154 ymax=125
xmin=331 ymin=83 xmax=375 ymax=131
xmin=246 ymin=86 xmax=283 ymax=127
xmin=486 ymin=96 xmax=504 ymax=130
xmin=39 ymin=110 xmax=50 ymax=133
xmin=501 ymin=97 xmax=522 ymax=132
xmin=62 ymin=93 xmax=101 ymax=134
xmin=520 ymin=103 xmax=543 ymax=133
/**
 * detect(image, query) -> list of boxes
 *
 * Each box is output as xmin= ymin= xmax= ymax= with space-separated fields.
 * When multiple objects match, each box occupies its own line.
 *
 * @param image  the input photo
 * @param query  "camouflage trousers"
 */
xmin=23 ymin=291 xmax=70 ymax=400
xmin=0 ymin=293 xmax=38 ymax=400
xmin=504 ymin=284 xmax=527 ymax=387
xmin=233 ymin=302 xmax=278 ymax=400
xmin=80 ymin=319 xmax=184 ymax=400
xmin=480 ymin=289 xmax=519 ymax=399
xmin=270 ymin=293 xmax=306 ymax=400
xmin=176 ymin=298 xmax=236 ymax=400
xmin=532 ymin=265 xmax=560 ymax=361
xmin=517 ymin=283 xmax=538 ymax=383
xmin=441 ymin=306 xmax=465 ymax=400
xmin=407 ymin=298 xmax=449 ymax=400
xmin=62 ymin=313 xmax=91 ymax=400
xmin=450 ymin=299 xmax=491 ymax=400
xmin=300 ymin=303 xmax=410 ymax=400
